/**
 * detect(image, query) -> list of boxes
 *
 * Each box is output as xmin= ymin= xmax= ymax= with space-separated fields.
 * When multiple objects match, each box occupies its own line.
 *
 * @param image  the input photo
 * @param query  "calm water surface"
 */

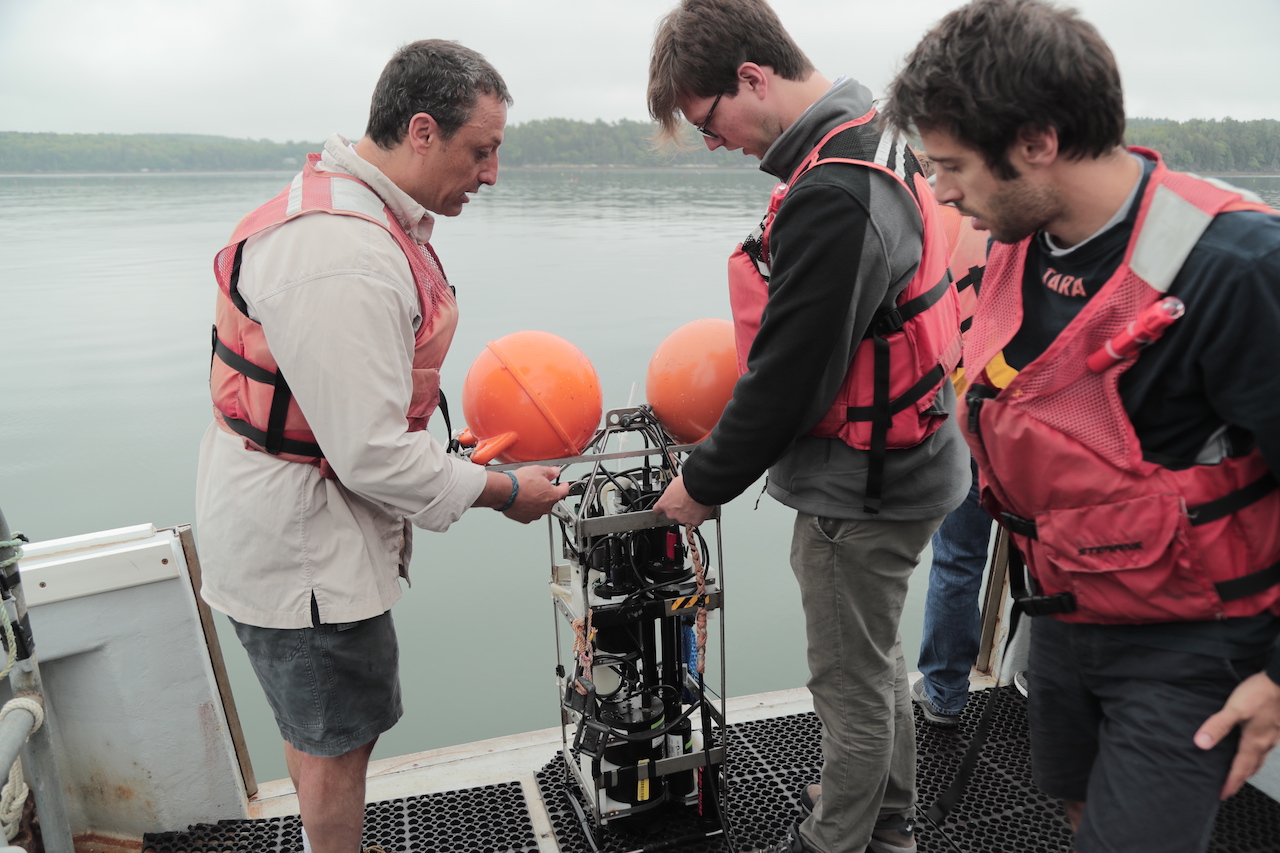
xmin=3 ymin=169 xmax=1278 ymax=784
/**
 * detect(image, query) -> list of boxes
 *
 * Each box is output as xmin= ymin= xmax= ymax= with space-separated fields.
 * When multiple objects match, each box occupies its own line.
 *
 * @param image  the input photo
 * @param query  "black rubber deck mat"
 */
xmin=140 ymin=780 xmax=539 ymax=853
xmin=143 ymin=688 xmax=1280 ymax=852
xmin=536 ymin=685 xmax=1280 ymax=852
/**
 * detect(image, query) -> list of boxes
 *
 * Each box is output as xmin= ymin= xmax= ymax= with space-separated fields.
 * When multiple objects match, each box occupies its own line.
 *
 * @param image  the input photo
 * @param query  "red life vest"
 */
xmin=961 ymin=148 xmax=1280 ymax=624
xmin=728 ymin=110 xmax=962 ymax=512
xmin=210 ymin=154 xmax=459 ymax=479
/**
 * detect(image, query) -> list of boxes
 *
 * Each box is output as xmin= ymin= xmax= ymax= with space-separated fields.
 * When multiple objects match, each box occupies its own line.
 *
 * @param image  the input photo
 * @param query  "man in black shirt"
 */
xmin=884 ymin=2 xmax=1280 ymax=852
xmin=647 ymin=2 xmax=969 ymax=852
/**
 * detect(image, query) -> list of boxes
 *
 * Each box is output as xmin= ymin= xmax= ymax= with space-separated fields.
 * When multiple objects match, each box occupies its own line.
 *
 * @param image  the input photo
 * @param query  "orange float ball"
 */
xmin=646 ymin=318 xmax=739 ymax=444
xmin=461 ymin=331 xmax=603 ymax=464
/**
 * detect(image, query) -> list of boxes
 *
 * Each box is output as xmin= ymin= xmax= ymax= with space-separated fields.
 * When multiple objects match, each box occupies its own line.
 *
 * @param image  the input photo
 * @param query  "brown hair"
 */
xmin=366 ymin=40 xmax=512 ymax=148
xmin=647 ymin=0 xmax=814 ymax=143
xmin=882 ymin=0 xmax=1124 ymax=179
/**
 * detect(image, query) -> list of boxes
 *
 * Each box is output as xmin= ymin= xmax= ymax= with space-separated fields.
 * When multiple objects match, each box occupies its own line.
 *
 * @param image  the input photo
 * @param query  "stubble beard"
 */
xmin=984 ymin=178 xmax=1065 ymax=245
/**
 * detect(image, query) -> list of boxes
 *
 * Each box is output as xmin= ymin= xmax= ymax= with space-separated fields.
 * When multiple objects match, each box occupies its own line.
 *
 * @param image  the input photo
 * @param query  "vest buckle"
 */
xmin=999 ymin=511 xmax=1039 ymax=540
xmin=1015 ymin=591 xmax=1077 ymax=617
xmin=965 ymin=384 xmax=999 ymax=436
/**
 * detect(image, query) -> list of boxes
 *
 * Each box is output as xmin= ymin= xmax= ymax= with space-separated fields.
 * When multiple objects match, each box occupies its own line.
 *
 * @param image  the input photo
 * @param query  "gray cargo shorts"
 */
xmin=231 ymin=597 xmax=403 ymax=757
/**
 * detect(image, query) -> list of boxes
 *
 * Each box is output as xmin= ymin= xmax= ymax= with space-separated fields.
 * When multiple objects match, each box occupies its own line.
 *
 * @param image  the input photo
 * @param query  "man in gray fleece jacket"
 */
xmin=647 ymin=2 xmax=970 ymax=852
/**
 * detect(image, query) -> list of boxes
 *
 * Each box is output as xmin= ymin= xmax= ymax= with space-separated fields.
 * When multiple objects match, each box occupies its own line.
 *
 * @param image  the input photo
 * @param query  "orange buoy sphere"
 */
xmin=646 ymin=318 xmax=738 ymax=444
xmin=461 ymin=331 xmax=603 ymax=464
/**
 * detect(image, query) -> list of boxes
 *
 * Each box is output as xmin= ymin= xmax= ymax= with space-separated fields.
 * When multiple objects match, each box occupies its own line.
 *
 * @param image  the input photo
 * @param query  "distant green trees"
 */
xmin=0 ymin=132 xmax=316 ymax=172
xmin=3 ymin=117 xmax=1279 ymax=173
xmin=0 ymin=122 xmax=740 ymax=172
xmin=1124 ymin=118 xmax=1280 ymax=172
xmin=499 ymin=118 xmax=743 ymax=167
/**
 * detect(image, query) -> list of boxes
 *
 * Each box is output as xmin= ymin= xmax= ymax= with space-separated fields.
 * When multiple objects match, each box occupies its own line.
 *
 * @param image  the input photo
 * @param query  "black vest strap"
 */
xmin=870 ymin=274 xmax=953 ymax=338
xmin=1215 ymin=559 xmax=1280 ymax=603
xmin=1001 ymin=486 xmax=1280 ymax=607
xmin=849 ymin=275 xmax=952 ymax=514
xmin=438 ymin=390 xmax=459 ymax=454
xmin=994 ymin=475 xmax=1276 ymax=538
xmin=211 ymin=323 xmax=318 ymax=459
xmin=999 ymin=511 xmax=1039 ymax=540
xmin=228 ymin=241 xmax=251 ymax=318
xmin=956 ymin=265 xmax=984 ymax=334
xmin=844 ymin=364 xmax=946 ymax=422
xmin=1007 ymin=540 xmax=1076 ymax=616
xmin=265 ymin=371 xmax=295 ymax=456
xmin=219 ymin=412 xmax=324 ymax=458
xmin=1188 ymin=472 xmax=1278 ymax=527
xmin=964 ymin=384 xmax=999 ymax=439
xmin=925 ymin=687 xmax=998 ymax=825
xmin=863 ymin=334 xmax=892 ymax=514
xmin=953 ymin=265 xmax=983 ymax=295
xmin=212 ymin=329 xmax=277 ymax=385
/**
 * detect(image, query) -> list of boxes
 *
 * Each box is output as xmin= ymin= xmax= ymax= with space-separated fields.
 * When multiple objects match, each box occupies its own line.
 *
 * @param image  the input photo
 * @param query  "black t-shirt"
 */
xmin=1005 ymin=157 xmax=1280 ymax=674
xmin=1005 ymin=157 xmax=1280 ymax=468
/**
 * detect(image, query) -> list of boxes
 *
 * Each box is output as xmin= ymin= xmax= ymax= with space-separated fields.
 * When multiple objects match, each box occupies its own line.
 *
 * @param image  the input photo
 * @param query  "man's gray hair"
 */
xmin=365 ymin=39 xmax=512 ymax=148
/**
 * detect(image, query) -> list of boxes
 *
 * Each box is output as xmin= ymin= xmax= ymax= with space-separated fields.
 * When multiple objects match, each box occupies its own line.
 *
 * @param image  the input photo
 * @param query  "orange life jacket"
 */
xmin=728 ymin=111 xmax=962 ymax=512
xmin=935 ymin=203 xmax=988 ymax=336
xmin=210 ymin=154 xmax=458 ymax=479
xmin=961 ymin=148 xmax=1280 ymax=623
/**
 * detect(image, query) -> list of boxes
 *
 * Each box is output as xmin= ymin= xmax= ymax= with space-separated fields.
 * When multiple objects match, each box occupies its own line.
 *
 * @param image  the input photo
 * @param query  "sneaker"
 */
xmin=911 ymin=678 xmax=961 ymax=729
xmin=1014 ymin=670 xmax=1029 ymax=698
xmin=799 ymin=782 xmax=821 ymax=816
xmin=769 ymin=821 xmax=817 ymax=852
xmin=868 ymin=814 xmax=917 ymax=853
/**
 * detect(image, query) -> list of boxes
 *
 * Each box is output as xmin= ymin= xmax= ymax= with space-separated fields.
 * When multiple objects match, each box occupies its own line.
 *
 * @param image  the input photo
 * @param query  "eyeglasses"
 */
xmin=694 ymin=93 xmax=723 ymax=139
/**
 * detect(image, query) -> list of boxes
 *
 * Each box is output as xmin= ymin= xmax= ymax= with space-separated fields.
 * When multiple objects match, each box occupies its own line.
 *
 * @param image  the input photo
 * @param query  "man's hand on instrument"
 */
xmin=479 ymin=466 xmax=569 ymax=524
xmin=653 ymin=474 xmax=715 ymax=526
xmin=503 ymin=466 xmax=570 ymax=524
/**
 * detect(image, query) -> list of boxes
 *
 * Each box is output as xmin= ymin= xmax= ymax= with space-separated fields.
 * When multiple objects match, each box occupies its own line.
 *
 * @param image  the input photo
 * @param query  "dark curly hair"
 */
xmin=882 ymin=0 xmax=1124 ymax=179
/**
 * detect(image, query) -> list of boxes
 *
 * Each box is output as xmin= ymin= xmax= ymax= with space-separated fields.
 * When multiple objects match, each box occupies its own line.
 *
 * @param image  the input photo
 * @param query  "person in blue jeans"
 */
xmin=909 ymin=193 xmax=1008 ymax=727
xmin=914 ymin=456 xmax=992 ymax=726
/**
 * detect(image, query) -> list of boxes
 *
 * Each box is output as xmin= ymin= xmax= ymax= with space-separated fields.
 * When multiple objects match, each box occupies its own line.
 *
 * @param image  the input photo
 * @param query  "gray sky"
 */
xmin=2 ymin=0 xmax=1277 ymax=142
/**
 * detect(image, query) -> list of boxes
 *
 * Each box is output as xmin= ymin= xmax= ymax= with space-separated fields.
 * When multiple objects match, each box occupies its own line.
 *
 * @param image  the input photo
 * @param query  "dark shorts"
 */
xmin=231 ymin=600 xmax=403 ymax=758
xmin=1027 ymin=617 xmax=1267 ymax=853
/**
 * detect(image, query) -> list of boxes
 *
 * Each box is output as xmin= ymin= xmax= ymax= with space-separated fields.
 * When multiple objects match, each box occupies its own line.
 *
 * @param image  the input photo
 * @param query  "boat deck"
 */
xmin=142 ymin=686 xmax=1280 ymax=853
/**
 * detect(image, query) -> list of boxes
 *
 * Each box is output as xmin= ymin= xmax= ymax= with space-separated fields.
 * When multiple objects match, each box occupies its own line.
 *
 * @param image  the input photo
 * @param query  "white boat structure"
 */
xmin=3 ymin=409 xmax=1280 ymax=852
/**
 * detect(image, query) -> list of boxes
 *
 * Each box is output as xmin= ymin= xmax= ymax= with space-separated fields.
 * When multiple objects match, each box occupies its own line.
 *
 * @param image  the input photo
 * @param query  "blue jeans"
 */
xmin=917 ymin=457 xmax=991 ymax=714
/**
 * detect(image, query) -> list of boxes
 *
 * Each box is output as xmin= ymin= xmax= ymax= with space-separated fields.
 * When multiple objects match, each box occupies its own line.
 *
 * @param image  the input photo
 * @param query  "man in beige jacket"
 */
xmin=196 ymin=41 xmax=566 ymax=853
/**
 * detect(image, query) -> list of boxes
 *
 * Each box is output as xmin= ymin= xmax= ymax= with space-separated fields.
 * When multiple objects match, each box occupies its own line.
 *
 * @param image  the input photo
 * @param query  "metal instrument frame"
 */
xmin=541 ymin=407 xmax=730 ymax=849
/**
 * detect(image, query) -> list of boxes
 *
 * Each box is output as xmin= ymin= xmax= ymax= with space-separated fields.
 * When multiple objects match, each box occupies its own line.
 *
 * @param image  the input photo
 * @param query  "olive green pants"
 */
xmin=791 ymin=511 xmax=944 ymax=853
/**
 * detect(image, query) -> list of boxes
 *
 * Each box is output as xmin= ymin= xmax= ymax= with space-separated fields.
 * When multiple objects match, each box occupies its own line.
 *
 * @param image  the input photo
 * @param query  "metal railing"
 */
xmin=0 ymin=508 xmax=73 ymax=853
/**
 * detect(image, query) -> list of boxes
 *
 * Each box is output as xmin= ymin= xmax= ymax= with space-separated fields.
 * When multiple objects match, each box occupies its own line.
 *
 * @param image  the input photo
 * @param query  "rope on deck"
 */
xmin=0 ymin=697 xmax=43 ymax=841
xmin=0 ymin=534 xmax=27 ymax=681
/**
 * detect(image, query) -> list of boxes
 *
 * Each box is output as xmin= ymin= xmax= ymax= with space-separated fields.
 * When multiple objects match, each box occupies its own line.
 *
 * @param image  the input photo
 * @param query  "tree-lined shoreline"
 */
xmin=2 ymin=117 xmax=1278 ymax=174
